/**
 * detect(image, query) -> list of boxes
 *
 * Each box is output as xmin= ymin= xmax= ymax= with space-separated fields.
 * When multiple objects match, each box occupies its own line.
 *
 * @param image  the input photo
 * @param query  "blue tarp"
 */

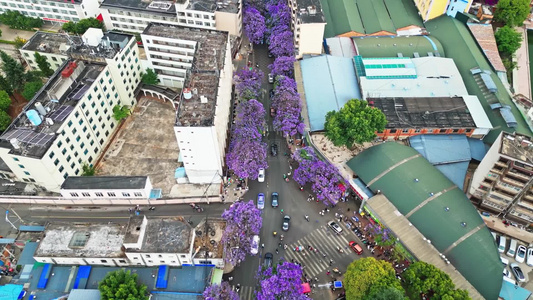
xmin=500 ymin=106 xmax=518 ymax=128
xmin=156 ymin=265 xmax=169 ymax=289
xmin=73 ymin=266 xmax=91 ymax=289
xmin=37 ymin=264 xmax=52 ymax=289
xmin=0 ymin=284 xmax=24 ymax=300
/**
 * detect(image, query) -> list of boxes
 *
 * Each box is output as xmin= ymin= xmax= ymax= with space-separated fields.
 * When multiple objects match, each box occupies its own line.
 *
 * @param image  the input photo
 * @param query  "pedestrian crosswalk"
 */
xmin=282 ymin=225 xmax=356 ymax=277
xmin=235 ymin=285 xmax=255 ymax=300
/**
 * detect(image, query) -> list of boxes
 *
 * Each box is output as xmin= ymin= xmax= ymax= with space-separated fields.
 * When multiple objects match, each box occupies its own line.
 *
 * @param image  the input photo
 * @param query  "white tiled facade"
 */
xmin=0 ymin=37 xmax=142 ymax=192
xmin=0 ymin=0 xmax=100 ymax=23
xmin=20 ymin=50 xmax=68 ymax=71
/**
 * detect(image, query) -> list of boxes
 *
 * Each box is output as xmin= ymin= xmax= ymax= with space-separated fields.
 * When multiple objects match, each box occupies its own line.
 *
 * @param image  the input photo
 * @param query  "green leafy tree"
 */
xmin=113 ymin=105 xmax=130 ymax=121
xmin=81 ymin=163 xmax=96 ymax=176
xmin=34 ymin=52 xmax=54 ymax=77
xmin=494 ymin=0 xmax=530 ymax=27
xmin=403 ymin=261 xmax=470 ymax=300
xmin=0 ymin=11 xmax=42 ymax=30
xmin=369 ymin=286 xmax=407 ymax=300
xmin=495 ymin=26 xmax=523 ymax=55
xmin=22 ymin=81 xmax=43 ymax=101
xmin=0 ymin=91 xmax=11 ymax=112
xmin=324 ymin=99 xmax=387 ymax=147
xmin=98 ymin=270 xmax=148 ymax=300
xmin=0 ymin=76 xmax=13 ymax=96
xmin=25 ymin=70 xmax=43 ymax=83
xmin=345 ymin=257 xmax=405 ymax=300
xmin=0 ymin=51 xmax=26 ymax=92
xmin=0 ymin=110 xmax=11 ymax=132
xmin=0 ymin=29 xmax=3 ymax=38
xmin=141 ymin=68 xmax=160 ymax=85
xmin=62 ymin=18 xmax=104 ymax=34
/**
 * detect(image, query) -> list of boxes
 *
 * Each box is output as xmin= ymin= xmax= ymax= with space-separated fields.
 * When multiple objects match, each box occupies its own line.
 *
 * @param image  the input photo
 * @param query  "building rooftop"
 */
xmin=101 ymin=0 xmax=178 ymax=15
xmin=467 ymin=23 xmax=506 ymax=73
xmin=124 ymin=216 xmax=193 ymax=253
xmin=500 ymin=132 xmax=533 ymax=164
xmin=425 ymin=16 xmax=533 ymax=144
xmin=0 ymin=61 xmax=105 ymax=159
xmin=369 ymin=97 xmax=477 ymax=129
xmin=346 ymin=142 xmax=503 ymax=300
xmin=358 ymin=57 xmax=468 ymax=98
xmin=321 ymin=0 xmax=423 ymax=38
xmin=34 ymin=222 xmax=125 ymax=258
xmin=193 ymin=218 xmax=225 ymax=259
xmin=142 ymin=23 xmax=228 ymax=127
xmin=300 ymin=55 xmax=361 ymax=131
xmin=60 ymin=176 xmax=148 ymax=190
xmin=186 ymin=0 xmax=240 ymax=13
xmin=295 ymin=0 xmax=325 ymax=24
xmin=21 ymin=32 xmax=82 ymax=56
xmin=353 ymin=35 xmax=445 ymax=58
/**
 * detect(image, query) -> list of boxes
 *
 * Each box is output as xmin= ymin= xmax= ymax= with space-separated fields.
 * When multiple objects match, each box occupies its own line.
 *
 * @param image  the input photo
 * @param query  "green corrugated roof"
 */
xmin=321 ymin=0 xmax=424 ymax=38
xmin=385 ymin=0 xmax=424 ymax=29
xmin=347 ymin=142 xmax=503 ymax=300
xmin=353 ymin=36 xmax=445 ymax=58
xmin=425 ymin=16 xmax=533 ymax=144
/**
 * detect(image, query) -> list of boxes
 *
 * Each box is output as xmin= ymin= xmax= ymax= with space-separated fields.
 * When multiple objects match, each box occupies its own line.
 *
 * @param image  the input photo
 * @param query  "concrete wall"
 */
xmin=215 ymin=10 xmax=241 ymax=36
xmin=469 ymin=132 xmax=503 ymax=195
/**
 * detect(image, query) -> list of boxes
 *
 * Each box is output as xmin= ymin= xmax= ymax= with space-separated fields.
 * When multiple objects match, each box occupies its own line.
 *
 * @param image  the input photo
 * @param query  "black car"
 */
xmin=269 ymin=89 xmax=275 ymax=99
xmin=263 ymin=252 xmax=273 ymax=268
xmin=271 ymin=192 xmax=279 ymax=207
xmin=271 ymin=143 xmax=278 ymax=156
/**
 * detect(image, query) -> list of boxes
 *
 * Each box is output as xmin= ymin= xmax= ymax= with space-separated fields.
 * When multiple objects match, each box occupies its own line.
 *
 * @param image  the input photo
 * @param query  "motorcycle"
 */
xmin=336 ymin=246 xmax=344 ymax=253
xmin=190 ymin=203 xmax=204 ymax=212
xmin=280 ymin=234 xmax=284 ymax=241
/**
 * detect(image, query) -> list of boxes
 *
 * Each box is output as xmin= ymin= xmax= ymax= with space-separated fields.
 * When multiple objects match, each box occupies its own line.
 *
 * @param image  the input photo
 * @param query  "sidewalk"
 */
xmin=513 ymin=25 xmax=531 ymax=100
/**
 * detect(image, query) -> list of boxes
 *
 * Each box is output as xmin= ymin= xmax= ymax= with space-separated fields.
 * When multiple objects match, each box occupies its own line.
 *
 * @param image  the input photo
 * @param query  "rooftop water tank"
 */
xmin=26 ymin=109 xmax=42 ymax=126
xmin=35 ymin=102 xmax=47 ymax=116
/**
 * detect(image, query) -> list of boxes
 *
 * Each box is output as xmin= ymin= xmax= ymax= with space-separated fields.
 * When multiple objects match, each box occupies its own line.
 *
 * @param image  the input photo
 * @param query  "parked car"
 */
xmin=269 ymin=89 xmax=275 ymax=99
xmin=268 ymin=73 xmax=274 ymax=83
xmin=282 ymin=215 xmax=291 ymax=231
xmin=263 ymin=252 xmax=273 ymax=268
xmin=516 ymin=245 xmax=527 ymax=263
xmin=503 ymin=267 xmax=512 ymax=279
xmin=258 ymin=168 xmax=265 ymax=182
xmin=251 ymin=235 xmax=260 ymax=255
xmin=349 ymin=241 xmax=363 ymax=255
xmin=271 ymin=143 xmax=278 ymax=156
xmin=328 ymin=221 xmax=343 ymax=234
xmin=270 ymin=106 xmax=275 ymax=117
xmin=527 ymin=248 xmax=533 ymax=267
xmin=510 ymin=263 xmax=526 ymax=282
xmin=271 ymin=192 xmax=279 ymax=208
xmin=257 ymin=193 xmax=265 ymax=210
xmin=498 ymin=236 xmax=507 ymax=253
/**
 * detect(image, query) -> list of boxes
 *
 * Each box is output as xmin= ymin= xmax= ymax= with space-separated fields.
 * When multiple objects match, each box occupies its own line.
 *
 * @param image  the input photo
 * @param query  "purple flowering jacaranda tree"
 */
xmin=243 ymin=6 xmax=267 ymax=44
xmin=236 ymin=99 xmax=266 ymax=134
xmin=268 ymin=29 xmax=294 ymax=57
xmin=266 ymin=1 xmax=291 ymax=28
xmin=203 ymin=281 xmax=239 ymax=300
xmin=222 ymin=200 xmax=262 ymax=265
xmin=292 ymin=147 xmax=344 ymax=205
xmin=272 ymin=76 xmax=304 ymax=136
xmin=226 ymin=139 xmax=267 ymax=180
xmin=256 ymin=261 xmax=307 ymax=300
xmin=234 ymin=67 xmax=264 ymax=101
xmin=268 ymin=56 xmax=295 ymax=77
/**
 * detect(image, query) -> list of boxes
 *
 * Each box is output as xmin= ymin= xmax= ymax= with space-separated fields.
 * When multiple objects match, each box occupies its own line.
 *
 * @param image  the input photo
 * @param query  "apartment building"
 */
xmin=0 ymin=0 xmax=100 ymax=24
xmin=32 ymin=216 xmax=225 ymax=268
xmin=470 ymin=132 xmax=533 ymax=225
xmin=0 ymin=30 xmax=142 ymax=192
xmin=413 ymin=0 xmax=473 ymax=21
xmin=100 ymin=0 xmax=242 ymax=36
xmin=141 ymin=24 xmax=233 ymax=184
xmin=60 ymin=176 xmax=154 ymax=199
xmin=288 ymin=0 xmax=325 ymax=59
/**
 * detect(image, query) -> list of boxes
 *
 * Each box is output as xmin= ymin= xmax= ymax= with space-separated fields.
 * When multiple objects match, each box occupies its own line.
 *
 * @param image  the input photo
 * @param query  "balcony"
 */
xmin=508 ymin=206 xmax=533 ymax=223
xmin=491 ymin=167 xmax=504 ymax=175
xmin=508 ymin=169 xmax=530 ymax=181
xmin=480 ymin=199 xmax=506 ymax=212
xmin=496 ymin=180 xmax=521 ymax=194
xmin=489 ymin=190 xmax=513 ymax=202
xmin=485 ymin=172 xmax=499 ymax=181
xmin=495 ymin=160 xmax=508 ymax=168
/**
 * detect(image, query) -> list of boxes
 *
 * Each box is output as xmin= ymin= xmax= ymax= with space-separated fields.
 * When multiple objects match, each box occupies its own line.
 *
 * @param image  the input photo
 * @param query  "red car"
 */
xmin=349 ymin=241 xmax=363 ymax=255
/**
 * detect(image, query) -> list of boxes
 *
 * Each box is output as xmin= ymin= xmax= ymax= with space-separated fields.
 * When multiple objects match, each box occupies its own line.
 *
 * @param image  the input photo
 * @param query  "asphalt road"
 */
xmin=229 ymin=44 xmax=370 ymax=300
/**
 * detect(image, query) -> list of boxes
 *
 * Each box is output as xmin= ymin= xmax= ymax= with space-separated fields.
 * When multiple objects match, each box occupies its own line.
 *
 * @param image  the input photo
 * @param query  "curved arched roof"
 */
xmin=347 ymin=142 xmax=502 ymax=299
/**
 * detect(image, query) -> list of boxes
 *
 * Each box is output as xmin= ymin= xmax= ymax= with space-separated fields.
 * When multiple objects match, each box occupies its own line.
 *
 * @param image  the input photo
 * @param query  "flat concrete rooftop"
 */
xmin=34 ymin=222 xmax=124 ymax=258
xmin=500 ymin=132 xmax=533 ymax=164
xmin=97 ymin=98 xmax=180 ymax=195
xmin=125 ymin=216 xmax=193 ymax=253
xmin=193 ymin=218 xmax=225 ymax=259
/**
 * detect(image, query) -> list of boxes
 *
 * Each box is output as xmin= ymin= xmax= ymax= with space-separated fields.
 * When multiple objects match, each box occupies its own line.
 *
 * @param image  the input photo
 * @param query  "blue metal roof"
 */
xmin=300 ymin=55 xmax=361 ymax=131
xmin=467 ymin=138 xmax=489 ymax=161
xmin=0 ymin=284 xmax=24 ymax=300
xmin=18 ymin=242 xmax=38 ymax=265
xmin=409 ymin=135 xmax=471 ymax=165
xmin=499 ymin=279 xmax=532 ymax=300
xmin=436 ymin=162 xmax=469 ymax=190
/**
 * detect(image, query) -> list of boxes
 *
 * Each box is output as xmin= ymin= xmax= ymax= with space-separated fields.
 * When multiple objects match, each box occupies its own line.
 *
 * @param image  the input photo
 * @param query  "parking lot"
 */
xmin=495 ymin=232 xmax=533 ymax=288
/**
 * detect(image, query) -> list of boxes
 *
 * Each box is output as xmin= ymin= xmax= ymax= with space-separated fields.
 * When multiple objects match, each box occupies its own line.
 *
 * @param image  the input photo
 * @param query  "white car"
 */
xmin=268 ymin=73 xmax=274 ymax=83
xmin=503 ymin=267 xmax=512 ymax=279
xmin=250 ymin=235 xmax=260 ymax=255
xmin=258 ymin=168 xmax=265 ymax=182
xmin=527 ymin=248 xmax=533 ymax=267
xmin=516 ymin=245 xmax=527 ymax=264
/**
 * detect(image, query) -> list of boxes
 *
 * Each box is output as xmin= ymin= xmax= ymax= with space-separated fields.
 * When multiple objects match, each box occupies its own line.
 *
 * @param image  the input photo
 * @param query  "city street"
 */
xmin=228 ymin=44 xmax=369 ymax=300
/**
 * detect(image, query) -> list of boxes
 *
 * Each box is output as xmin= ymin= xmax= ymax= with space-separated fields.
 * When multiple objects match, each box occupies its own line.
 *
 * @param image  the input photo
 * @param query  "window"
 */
xmin=122 ymin=192 xmax=130 ymax=197
xmin=23 ymin=171 xmax=30 ymax=176
xmin=63 ymin=174 xmax=69 ymax=179
xmin=66 ymin=137 xmax=71 ymax=143
xmin=95 ymin=192 xmax=103 ymax=197
xmin=67 ymin=155 xmax=71 ymax=162
xmin=54 ymin=159 xmax=60 ymax=166
xmin=70 ymin=192 xmax=79 ymax=197
xmin=62 ymin=148 xmax=67 ymax=155
xmin=12 ymin=157 xmax=19 ymax=161
xmin=84 ymin=149 xmax=89 ymax=155
xmin=82 ymin=192 xmax=90 ymax=197
xmin=18 ymin=164 xmax=25 ymax=169
xmin=70 ymin=162 xmax=75 ymax=169
xmin=49 ymin=152 xmax=55 ymax=159
xmin=59 ymin=166 xmax=64 ymax=172
xmin=81 ymin=103 xmax=86 ymax=109
xmin=68 ymin=120 xmax=73 ymax=127
xmin=80 ymin=142 xmax=85 ymax=149
xmin=83 ymin=126 xmax=87 ymax=133
xmin=78 ymin=119 xmax=83 ymax=125
xmin=70 ymin=145 xmax=74 ymax=151
xmin=74 ymin=151 xmax=78 ymax=157
xmin=134 ymin=192 xmax=142 ymax=197
xmin=72 ymin=128 xmax=77 ymax=134
xmin=76 ymin=136 xmax=81 ymax=142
